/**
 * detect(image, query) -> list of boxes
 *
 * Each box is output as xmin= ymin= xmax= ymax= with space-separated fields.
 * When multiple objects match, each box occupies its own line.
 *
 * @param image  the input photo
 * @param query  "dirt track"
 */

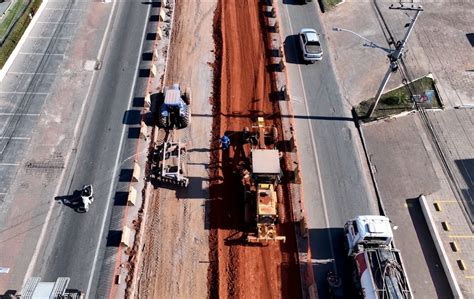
xmin=208 ymin=1 xmax=301 ymax=298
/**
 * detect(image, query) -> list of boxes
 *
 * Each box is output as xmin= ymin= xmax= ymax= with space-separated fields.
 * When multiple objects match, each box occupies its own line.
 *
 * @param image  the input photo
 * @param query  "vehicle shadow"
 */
xmin=284 ymin=34 xmax=306 ymax=65
xmin=54 ymin=190 xmax=85 ymax=213
xmin=282 ymin=0 xmax=307 ymax=5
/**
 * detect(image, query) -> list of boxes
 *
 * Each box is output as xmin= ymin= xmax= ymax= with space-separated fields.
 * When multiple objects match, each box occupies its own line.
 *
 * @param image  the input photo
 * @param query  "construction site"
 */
xmin=130 ymin=0 xmax=303 ymax=298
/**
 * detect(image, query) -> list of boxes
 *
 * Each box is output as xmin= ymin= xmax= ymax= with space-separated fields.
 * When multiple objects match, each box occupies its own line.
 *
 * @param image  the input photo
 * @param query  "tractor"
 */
xmin=157 ymin=84 xmax=190 ymax=129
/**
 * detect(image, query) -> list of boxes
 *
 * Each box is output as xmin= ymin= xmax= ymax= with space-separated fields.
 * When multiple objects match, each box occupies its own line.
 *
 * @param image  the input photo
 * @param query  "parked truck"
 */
xmin=344 ymin=215 xmax=412 ymax=299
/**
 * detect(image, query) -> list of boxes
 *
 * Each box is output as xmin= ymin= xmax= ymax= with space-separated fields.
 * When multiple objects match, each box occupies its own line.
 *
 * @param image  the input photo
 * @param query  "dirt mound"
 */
xmin=207 ymin=1 xmax=301 ymax=298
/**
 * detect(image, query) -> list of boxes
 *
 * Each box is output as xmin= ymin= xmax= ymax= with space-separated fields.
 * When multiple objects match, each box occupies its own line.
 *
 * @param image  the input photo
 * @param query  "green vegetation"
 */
xmin=0 ymin=0 xmax=25 ymax=37
xmin=320 ymin=0 xmax=343 ymax=12
xmin=355 ymin=75 xmax=443 ymax=122
xmin=0 ymin=0 xmax=42 ymax=68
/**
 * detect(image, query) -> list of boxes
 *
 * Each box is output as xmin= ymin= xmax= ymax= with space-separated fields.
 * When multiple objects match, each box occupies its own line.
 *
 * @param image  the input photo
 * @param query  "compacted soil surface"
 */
xmin=207 ymin=1 xmax=301 ymax=298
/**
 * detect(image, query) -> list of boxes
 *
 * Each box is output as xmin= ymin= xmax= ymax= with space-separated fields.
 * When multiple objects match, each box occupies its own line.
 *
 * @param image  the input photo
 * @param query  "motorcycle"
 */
xmin=77 ymin=185 xmax=94 ymax=213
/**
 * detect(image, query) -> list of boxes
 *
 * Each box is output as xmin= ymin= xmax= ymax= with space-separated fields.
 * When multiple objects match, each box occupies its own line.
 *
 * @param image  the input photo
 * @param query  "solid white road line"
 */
xmin=0 ymin=113 xmax=39 ymax=116
xmin=8 ymin=72 xmax=55 ymax=75
xmin=0 ymin=91 xmax=48 ymax=95
xmin=85 ymin=0 xmax=150 ymax=297
xmin=282 ymin=4 xmax=337 ymax=266
xmin=19 ymin=52 xmax=64 ymax=56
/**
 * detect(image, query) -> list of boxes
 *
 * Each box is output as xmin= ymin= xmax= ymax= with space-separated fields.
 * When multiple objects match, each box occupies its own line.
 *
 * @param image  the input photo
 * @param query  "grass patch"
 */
xmin=320 ymin=0 xmax=342 ymax=12
xmin=0 ymin=0 xmax=27 ymax=38
xmin=355 ymin=75 xmax=443 ymax=122
xmin=0 ymin=0 xmax=42 ymax=68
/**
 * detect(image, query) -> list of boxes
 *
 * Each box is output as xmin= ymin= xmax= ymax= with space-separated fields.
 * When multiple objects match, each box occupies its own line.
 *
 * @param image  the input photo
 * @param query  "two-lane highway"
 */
xmin=277 ymin=1 xmax=379 ymax=297
xmin=30 ymin=1 xmax=151 ymax=297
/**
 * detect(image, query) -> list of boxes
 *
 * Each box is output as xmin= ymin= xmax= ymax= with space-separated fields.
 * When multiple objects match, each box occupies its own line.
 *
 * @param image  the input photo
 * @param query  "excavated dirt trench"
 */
xmin=208 ymin=1 xmax=301 ymax=298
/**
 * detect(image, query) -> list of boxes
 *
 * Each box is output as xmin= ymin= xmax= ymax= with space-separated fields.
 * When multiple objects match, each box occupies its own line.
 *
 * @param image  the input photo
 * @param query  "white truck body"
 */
xmin=345 ymin=215 xmax=412 ymax=299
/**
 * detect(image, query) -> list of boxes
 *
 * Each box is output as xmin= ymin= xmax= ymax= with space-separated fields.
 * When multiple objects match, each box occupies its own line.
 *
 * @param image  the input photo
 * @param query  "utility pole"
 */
xmin=367 ymin=4 xmax=423 ymax=118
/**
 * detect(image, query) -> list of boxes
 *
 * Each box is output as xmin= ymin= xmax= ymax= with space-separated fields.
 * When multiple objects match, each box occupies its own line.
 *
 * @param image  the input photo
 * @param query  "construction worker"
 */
xmin=220 ymin=134 xmax=230 ymax=150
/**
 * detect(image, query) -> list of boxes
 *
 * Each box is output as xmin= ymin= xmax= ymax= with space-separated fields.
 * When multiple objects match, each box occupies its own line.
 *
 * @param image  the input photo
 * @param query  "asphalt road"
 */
xmin=278 ymin=1 xmax=379 ymax=297
xmin=34 ymin=1 xmax=150 ymax=297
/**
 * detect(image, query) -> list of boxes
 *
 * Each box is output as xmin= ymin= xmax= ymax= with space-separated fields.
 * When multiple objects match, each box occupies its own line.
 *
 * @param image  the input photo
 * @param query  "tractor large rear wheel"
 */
xmin=157 ymin=115 xmax=167 ymax=128
xmin=180 ymin=109 xmax=190 ymax=129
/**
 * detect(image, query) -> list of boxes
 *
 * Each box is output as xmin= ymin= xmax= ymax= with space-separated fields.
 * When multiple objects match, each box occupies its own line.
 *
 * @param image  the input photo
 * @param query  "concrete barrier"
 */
xmin=157 ymin=26 xmax=163 ymax=40
xmin=159 ymin=7 xmax=166 ymax=22
xmin=150 ymin=64 xmax=157 ymax=78
xmin=144 ymin=93 xmax=151 ymax=109
xmin=132 ymin=161 xmax=141 ymax=182
xmin=419 ymin=195 xmax=464 ymax=299
xmin=121 ymin=226 xmax=133 ymax=248
xmin=140 ymin=121 xmax=148 ymax=140
xmin=128 ymin=186 xmax=137 ymax=206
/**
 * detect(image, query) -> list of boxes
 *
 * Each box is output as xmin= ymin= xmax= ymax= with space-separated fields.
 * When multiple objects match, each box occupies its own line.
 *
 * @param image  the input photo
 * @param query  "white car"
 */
xmin=299 ymin=28 xmax=323 ymax=63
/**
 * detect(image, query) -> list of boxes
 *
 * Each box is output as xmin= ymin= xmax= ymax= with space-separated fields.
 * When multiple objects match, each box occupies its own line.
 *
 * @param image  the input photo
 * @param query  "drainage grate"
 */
xmin=24 ymin=152 xmax=65 ymax=177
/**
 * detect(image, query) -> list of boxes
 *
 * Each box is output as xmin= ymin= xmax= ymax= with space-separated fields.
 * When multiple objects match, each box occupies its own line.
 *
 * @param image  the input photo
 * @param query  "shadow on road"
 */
xmin=406 ymin=198 xmax=453 ymax=298
xmin=282 ymin=0 xmax=307 ymax=5
xmin=54 ymin=190 xmax=85 ymax=213
xmin=284 ymin=34 xmax=304 ymax=65
xmin=308 ymin=227 xmax=351 ymax=299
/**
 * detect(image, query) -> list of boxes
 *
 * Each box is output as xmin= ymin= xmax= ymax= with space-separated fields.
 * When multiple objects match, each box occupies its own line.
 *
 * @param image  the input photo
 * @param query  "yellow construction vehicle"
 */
xmin=242 ymin=117 xmax=285 ymax=243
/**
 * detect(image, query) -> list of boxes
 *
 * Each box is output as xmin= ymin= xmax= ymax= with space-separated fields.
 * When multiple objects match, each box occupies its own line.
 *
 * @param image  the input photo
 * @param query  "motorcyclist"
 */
xmin=80 ymin=185 xmax=94 ymax=212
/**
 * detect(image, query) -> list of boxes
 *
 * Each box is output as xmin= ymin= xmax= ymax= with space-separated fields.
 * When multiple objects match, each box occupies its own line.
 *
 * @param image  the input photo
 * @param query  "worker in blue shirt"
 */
xmin=220 ymin=134 xmax=230 ymax=150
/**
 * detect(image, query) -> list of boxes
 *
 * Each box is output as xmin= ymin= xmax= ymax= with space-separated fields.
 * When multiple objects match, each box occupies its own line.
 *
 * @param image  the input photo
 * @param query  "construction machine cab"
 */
xmin=157 ymin=84 xmax=190 ymax=129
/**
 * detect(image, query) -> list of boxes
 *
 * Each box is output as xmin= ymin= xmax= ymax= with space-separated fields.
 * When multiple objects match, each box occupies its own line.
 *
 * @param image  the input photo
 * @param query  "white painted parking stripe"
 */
xmin=44 ymin=8 xmax=85 ymax=11
xmin=18 ymin=52 xmax=64 ymax=56
xmin=0 ymin=137 xmax=31 ymax=140
xmin=36 ymin=21 xmax=77 ymax=25
xmin=28 ymin=36 xmax=70 ymax=40
xmin=0 ymin=113 xmax=39 ymax=116
xmin=0 ymin=163 xmax=20 ymax=166
xmin=0 ymin=92 xmax=48 ymax=95
xmin=8 ymin=72 xmax=55 ymax=75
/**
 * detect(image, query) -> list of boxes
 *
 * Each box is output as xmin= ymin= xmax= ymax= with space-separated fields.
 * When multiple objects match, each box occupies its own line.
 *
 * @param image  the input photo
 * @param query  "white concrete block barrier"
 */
xmin=419 ymin=194 xmax=464 ymax=299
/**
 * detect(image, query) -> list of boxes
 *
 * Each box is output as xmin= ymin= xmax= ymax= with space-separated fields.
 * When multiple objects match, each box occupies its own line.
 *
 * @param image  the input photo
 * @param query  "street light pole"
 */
xmin=367 ymin=5 xmax=423 ymax=118
xmin=333 ymin=4 xmax=423 ymax=119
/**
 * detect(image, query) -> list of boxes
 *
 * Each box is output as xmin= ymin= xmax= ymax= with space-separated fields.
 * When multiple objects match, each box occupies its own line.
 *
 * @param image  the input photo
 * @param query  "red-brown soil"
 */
xmin=208 ymin=1 xmax=301 ymax=298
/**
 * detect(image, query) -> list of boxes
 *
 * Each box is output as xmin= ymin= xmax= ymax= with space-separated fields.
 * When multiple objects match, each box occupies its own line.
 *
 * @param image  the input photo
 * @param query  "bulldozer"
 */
xmin=156 ymin=84 xmax=190 ymax=129
xmin=242 ymin=117 xmax=286 ymax=243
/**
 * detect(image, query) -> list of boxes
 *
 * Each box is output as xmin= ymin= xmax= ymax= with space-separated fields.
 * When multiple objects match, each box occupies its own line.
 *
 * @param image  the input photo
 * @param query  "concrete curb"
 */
xmin=419 ymin=194 xmax=463 ymax=299
xmin=0 ymin=0 xmax=49 ymax=82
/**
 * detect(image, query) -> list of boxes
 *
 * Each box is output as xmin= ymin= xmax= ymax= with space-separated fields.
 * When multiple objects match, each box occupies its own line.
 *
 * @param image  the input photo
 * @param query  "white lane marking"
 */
xmin=28 ymin=36 xmax=71 ymax=40
xmin=44 ymin=8 xmax=85 ymax=11
xmin=36 ymin=21 xmax=77 ymax=25
xmin=23 ymin=0 xmax=120 ymax=290
xmin=0 ymin=137 xmax=31 ymax=140
xmin=8 ymin=72 xmax=55 ymax=75
xmin=85 ymin=0 xmax=149 ymax=296
xmin=0 ymin=163 xmax=20 ymax=166
xmin=18 ymin=52 xmax=64 ymax=56
xmin=0 ymin=92 xmax=48 ymax=95
xmin=0 ymin=113 xmax=39 ymax=116
xmin=282 ymin=4 xmax=336 ymax=262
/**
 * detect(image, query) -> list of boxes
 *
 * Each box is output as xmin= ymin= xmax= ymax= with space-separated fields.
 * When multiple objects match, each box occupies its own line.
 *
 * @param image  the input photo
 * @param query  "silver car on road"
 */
xmin=299 ymin=28 xmax=323 ymax=63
